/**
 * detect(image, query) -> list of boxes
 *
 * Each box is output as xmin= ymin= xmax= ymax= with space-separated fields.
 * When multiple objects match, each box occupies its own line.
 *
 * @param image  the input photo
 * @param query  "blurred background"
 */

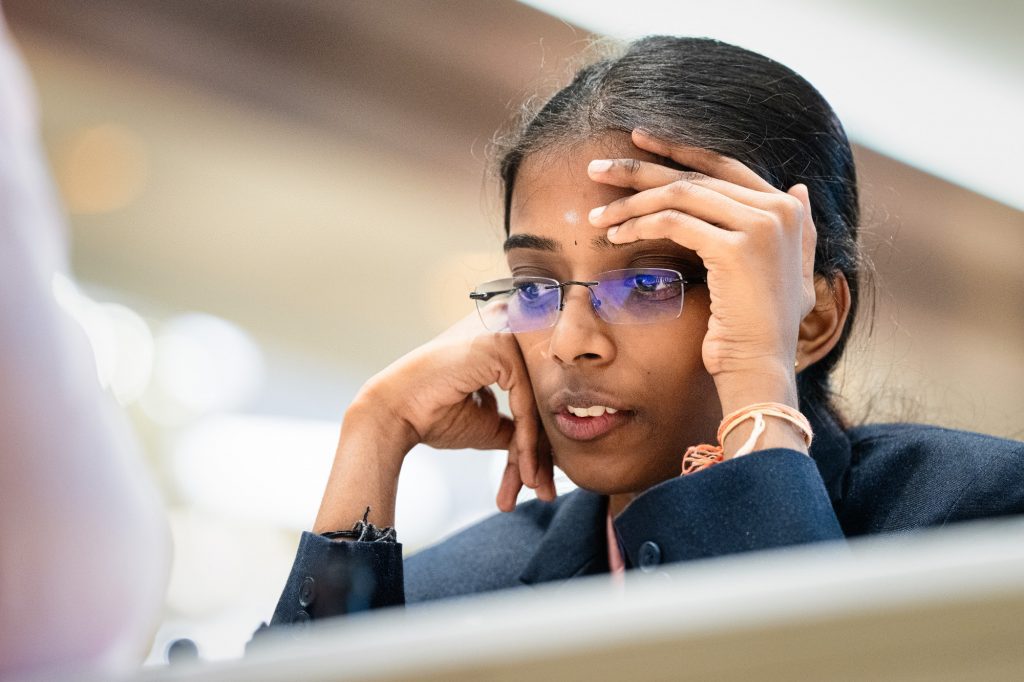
xmin=3 ymin=0 xmax=1022 ymax=665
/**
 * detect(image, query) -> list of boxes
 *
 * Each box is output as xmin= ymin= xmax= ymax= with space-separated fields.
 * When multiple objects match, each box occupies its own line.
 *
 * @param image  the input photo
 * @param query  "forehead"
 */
xmin=506 ymin=134 xmax=698 ymax=263
xmin=509 ymin=134 xmax=650 ymax=235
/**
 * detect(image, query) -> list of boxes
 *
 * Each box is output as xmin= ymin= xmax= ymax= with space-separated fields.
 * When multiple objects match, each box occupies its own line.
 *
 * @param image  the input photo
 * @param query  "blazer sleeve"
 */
xmin=943 ymin=444 xmax=1024 ymax=523
xmin=249 ymin=532 xmax=405 ymax=649
xmin=614 ymin=448 xmax=845 ymax=566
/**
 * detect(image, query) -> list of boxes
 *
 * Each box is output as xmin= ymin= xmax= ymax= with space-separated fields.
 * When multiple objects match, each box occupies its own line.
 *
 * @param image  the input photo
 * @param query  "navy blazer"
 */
xmin=265 ymin=407 xmax=1024 ymax=628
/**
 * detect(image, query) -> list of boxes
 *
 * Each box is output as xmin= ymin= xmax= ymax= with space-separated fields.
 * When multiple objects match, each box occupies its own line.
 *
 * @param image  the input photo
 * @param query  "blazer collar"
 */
xmin=801 ymin=398 xmax=852 ymax=508
xmin=518 ymin=487 xmax=608 ymax=587
xmin=518 ymin=401 xmax=852 ymax=587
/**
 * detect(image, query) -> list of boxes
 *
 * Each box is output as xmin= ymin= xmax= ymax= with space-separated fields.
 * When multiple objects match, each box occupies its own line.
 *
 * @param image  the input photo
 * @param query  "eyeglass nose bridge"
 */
xmin=546 ymin=280 xmax=601 ymax=312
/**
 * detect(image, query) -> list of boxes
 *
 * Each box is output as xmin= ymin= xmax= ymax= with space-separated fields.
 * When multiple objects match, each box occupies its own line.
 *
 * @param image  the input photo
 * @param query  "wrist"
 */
xmin=311 ymin=393 xmax=413 ymax=534
xmin=712 ymin=360 xmax=798 ymax=414
xmin=346 ymin=384 xmax=419 ymax=460
xmin=312 ymin=418 xmax=405 ymax=534
xmin=711 ymin=362 xmax=806 ymax=457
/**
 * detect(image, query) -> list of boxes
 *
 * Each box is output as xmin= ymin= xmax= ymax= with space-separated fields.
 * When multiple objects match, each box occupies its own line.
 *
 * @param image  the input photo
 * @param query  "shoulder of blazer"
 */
xmin=402 ymin=492 xmax=569 ymax=603
xmin=839 ymin=422 xmax=1024 ymax=535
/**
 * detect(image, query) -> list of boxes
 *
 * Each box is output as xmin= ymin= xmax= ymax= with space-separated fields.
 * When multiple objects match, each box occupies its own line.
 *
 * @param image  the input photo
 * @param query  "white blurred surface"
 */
xmin=123 ymin=516 xmax=1024 ymax=682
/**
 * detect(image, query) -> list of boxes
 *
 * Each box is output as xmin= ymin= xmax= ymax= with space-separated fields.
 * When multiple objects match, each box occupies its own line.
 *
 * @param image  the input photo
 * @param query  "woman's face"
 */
xmin=508 ymin=133 xmax=721 ymax=495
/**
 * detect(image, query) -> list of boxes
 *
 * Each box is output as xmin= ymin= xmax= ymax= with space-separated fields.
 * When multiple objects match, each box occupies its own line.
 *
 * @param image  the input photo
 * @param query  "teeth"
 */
xmin=567 ymin=405 xmax=619 ymax=417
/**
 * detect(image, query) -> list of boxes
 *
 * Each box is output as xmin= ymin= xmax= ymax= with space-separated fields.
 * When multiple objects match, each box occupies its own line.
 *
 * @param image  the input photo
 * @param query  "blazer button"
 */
xmin=298 ymin=576 xmax=316 ymax=607
xmin=294 ymin=609 xmax=311 ymax=626
xmin=638 ymin=541 xmax=662 ymax=572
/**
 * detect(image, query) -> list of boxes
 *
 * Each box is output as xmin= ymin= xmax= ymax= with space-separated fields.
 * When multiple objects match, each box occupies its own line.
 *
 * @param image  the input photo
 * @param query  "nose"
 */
xmin=548 ymin=284 xmax=616 ymax=366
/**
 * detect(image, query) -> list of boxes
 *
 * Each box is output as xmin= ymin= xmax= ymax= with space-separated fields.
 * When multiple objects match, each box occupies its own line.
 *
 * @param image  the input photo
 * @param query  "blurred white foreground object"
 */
xmin=128 ymin=516 xmax=1024 ymax=682
xmin=0 ymin=12 xmax=169 ymax=680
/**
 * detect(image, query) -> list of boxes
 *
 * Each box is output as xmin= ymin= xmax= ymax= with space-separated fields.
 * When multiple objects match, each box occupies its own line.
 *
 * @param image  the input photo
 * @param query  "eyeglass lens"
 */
xmin=471 ymin=268 xmax=685 ymax=333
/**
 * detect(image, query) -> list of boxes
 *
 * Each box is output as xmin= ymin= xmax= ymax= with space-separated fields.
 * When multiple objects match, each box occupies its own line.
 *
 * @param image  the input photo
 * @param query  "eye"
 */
xmin=623 ymin=272 xmax=681 ymax=302
xmin=516 ymin=282 xmax=544 ymax=301
xmin=630 ymin=273 xmax=661 ymax=292
xmin=629 ymin=256 xmax=706 ymax=280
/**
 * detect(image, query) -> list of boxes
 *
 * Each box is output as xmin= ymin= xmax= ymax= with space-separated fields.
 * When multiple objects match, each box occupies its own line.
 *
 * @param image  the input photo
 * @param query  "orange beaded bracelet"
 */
xmin=680 ymin=402 xmax=813 ymax=476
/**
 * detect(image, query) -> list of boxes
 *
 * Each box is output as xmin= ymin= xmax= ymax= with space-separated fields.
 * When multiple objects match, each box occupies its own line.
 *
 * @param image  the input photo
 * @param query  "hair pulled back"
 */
xmin=495 ymin=35 xmax=862 ymax=426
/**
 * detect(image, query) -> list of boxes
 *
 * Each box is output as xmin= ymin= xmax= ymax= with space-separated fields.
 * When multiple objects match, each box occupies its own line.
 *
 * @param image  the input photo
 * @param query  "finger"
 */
xmin=472 ymin=386 xmax=502 ymax=433
xmin=457 ymin=387 xmax=516 ymax=451
xmin=496 ymin=456 xmax=524 ymax=513
xmin=473 ymin=414 xmax=515 ymax=451
xmin=632 ymin=129 xmax=778 ymax=194
xmin=788 ymin=183 xmax=819 ymax=316
xmin=537 ymin=474 xmax=557 ymax=502
xmin=788 ymin=183 xmax=818 ymax=284
xmin=589 ymin=175 xmax=763 ymax=232
xmin=496 ymin=340 xmax=539 ymax=488
xmin=506 ymin=386 xmax=539 ymax=489
xmin=475 ymin=388 xmax=516 ymax=450
xmin=534 ymin=431 xmax=558 ymax=502
xmin=587 ymin=157 xmax=773 ymax=209
xmin=607 ymin=208 xmax=730 ymax=253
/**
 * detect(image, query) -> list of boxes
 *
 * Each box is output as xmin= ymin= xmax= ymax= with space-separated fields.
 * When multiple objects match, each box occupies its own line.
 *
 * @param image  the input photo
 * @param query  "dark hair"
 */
xmin=494 ymin=35 xmax=862 ymax=427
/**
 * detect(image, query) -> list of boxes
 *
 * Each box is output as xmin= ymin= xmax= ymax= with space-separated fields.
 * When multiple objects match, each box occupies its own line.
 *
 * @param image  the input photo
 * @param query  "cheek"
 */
xmin=643 ymin=293 xmax=710 ymax=367
xmin=625 ymin=322 xmax=705 ymax=384
xmin=512 ymin=330 xmax=550 ymax=369
xmin=634 ymin=299 xmax=716 ymax=415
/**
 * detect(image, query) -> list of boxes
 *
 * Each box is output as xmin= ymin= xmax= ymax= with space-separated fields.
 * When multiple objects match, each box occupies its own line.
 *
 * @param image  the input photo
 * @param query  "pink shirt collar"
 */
xmin=606 ymin=500 xmax=626 ymax=582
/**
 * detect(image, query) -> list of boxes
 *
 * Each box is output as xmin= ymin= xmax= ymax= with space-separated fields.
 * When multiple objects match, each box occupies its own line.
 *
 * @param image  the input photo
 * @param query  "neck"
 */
xmin=607 ymin=492 xmax=637 ymax=520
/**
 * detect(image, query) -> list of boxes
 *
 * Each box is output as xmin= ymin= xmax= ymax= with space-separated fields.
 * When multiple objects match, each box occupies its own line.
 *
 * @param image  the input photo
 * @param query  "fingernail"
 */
xmin=588 ymin=159 xmax=612 ymax=173
xmin=607 ymin=226 xmax=619 ymax=240
xmin=588 ymin=205 xmax=605 ymax=221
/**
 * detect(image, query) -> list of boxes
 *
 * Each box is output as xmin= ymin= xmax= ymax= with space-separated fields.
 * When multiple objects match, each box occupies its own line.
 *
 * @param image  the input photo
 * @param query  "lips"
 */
xmin=548 ymin=389 xmax=634 ymax=442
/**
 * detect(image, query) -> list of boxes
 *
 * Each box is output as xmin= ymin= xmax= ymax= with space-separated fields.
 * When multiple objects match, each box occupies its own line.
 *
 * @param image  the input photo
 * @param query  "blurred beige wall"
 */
xmin=4 ymin=0 xmax=1019 ymax=419
xmin=4 ymin=0 xmax=1022 ymax=431
xmin=10 ymin=0 xmax=1016 ymax=436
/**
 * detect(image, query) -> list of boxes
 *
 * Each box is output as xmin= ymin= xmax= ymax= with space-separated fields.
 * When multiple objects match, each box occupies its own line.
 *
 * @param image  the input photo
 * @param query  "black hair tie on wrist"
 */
xmin=320 ymin=506 xmax=397 ymax=543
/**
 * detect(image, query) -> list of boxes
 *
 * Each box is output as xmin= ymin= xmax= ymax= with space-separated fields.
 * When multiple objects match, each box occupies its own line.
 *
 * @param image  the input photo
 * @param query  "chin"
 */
xmin=555 ymin=452 xmax=676 ymax=497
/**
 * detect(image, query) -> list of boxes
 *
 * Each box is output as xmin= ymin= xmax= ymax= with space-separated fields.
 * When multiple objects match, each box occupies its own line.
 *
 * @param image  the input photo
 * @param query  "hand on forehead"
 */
xmin=507 ymin=133 xmax=710 ymax=269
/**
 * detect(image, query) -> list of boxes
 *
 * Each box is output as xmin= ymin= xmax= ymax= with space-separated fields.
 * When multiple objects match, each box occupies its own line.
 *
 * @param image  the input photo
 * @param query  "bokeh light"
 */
xmin=145 ymin=313 xmax=265 ymax=424
xmin=56 ymin=123 xmax=149 ymax=214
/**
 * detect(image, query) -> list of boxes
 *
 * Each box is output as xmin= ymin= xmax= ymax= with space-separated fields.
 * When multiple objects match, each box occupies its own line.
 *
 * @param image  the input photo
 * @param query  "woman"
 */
xmin=261 ymin=36 xmax=1024 ymax=628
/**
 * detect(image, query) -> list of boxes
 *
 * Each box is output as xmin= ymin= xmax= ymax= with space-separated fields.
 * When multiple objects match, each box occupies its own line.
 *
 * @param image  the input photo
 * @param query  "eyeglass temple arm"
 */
xmin=469 ymin=291 xmax=507 ymax=301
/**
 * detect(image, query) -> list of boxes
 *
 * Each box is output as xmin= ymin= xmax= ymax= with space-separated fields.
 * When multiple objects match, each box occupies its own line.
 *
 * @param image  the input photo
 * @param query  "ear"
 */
xmin=796 ymin=272 xmax=851 ymax=371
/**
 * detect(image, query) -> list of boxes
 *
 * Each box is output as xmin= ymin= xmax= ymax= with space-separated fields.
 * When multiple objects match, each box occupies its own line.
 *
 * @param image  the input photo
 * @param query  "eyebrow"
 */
xmin=503 ymin=232 xmax=655 ymax=253
xmin=589 ymin=234 xmax=633 ymax=250
xmin=503 ymin=234 xmax=560 ymax=253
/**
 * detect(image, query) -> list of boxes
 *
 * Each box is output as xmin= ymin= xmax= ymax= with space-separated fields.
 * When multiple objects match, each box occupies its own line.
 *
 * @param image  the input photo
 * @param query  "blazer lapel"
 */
xmin=518 ymin=401 xmax=852 ymax=587
xmin=518 ymin=487 xmax=609 ymax=587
